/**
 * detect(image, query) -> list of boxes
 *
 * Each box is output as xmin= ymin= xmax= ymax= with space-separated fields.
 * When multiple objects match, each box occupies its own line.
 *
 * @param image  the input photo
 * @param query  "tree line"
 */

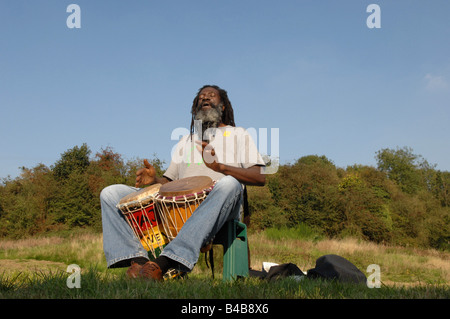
xmin=0 ymin=144 xmax=448 ymax=250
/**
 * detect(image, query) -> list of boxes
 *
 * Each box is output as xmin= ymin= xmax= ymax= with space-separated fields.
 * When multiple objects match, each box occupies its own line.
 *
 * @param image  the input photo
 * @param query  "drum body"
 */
xmin=116 ymin=184 xmax=168 ymax=259
xmin=155 ymin=176 xmax=214 ymax=241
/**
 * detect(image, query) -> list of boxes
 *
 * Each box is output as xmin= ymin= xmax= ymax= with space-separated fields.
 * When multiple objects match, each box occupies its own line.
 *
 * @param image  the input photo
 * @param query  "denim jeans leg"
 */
xmin=160 ymin=176 xmax=243 ymax=272
xmin=100 ymin=184 xmax=149 ymax=268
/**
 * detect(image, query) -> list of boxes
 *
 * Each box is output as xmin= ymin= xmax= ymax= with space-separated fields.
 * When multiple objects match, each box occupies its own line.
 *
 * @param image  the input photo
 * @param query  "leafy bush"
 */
xmin=248 ymin=151 xmax=449 ymax=250
xmin=0 ymin=145 xmax=165 ymax=237
xmin=0 ymin=145 xmax=448 ymax=251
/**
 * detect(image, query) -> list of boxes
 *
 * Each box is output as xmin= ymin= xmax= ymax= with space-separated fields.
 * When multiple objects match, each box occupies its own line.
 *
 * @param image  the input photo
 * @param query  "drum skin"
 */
xmin=118 ymin=184 xmax=162 ymax=207
xmin=158 ymin=176 xmax=213 ymax=196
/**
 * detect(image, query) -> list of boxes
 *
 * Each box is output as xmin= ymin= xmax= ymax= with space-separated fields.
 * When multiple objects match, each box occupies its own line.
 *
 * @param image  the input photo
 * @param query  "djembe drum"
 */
xmin=116 ymin=184 xmax=169 ymax=260
xmin=155 ymin=176 xmax=215 ymax=241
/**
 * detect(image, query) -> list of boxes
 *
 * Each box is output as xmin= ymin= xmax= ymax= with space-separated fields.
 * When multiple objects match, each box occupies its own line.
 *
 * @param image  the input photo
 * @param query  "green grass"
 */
xmin=0 ymin=229 xmax=448 ymax=299
xmin=1 ymin=267 xmax=448 ymax=299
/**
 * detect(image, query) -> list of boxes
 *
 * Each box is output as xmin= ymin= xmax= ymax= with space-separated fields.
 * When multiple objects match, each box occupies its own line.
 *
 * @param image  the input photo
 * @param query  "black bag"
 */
xmin=249 ymin=263 xmax=305 ymax=281
xmin=306 ymin=254 xmax=367 ymax=284
xmin=266 ymin=263 xmax=305 ymax=281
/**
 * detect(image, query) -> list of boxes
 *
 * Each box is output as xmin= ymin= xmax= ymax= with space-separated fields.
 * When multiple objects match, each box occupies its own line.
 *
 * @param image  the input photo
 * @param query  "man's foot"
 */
xmin=139 ymin=261 xmax=163 ymax=281
xmin=126 ymin=261 xmax=143 ymax=279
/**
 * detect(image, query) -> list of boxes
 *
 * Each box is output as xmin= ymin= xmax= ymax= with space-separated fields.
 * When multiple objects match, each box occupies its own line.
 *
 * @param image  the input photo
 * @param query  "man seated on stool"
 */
xmin=100 ymin=85 xmax=266 ymax=280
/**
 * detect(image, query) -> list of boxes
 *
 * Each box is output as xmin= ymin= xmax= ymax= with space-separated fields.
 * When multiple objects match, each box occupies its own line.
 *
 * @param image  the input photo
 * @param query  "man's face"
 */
xmin=197 ymin=87 xmax=221 ymax=111
xmin=194 ymin=87 xmax=224 ymax=126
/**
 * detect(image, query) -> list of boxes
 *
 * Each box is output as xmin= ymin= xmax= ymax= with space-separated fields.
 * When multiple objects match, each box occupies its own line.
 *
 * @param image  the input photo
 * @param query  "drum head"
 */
xmin=159 ymin=176 xmax=213 ymax=197
xmin=118 ymin=184 xmax=162 ymax=206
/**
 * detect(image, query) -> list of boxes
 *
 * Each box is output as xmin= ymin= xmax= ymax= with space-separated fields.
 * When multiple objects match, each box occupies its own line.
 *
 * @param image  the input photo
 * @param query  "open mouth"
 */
xmin=201 ymin=102 xmax=211 ymax=109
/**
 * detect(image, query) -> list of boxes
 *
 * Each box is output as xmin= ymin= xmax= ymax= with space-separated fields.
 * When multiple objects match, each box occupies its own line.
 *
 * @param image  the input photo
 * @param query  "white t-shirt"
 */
xmin=163 ymin=126 xmax=265 ymax=182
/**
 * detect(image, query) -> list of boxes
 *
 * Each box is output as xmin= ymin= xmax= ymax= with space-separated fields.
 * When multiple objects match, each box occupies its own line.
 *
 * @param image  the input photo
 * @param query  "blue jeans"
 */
xmin=100 ymin=176 xmax=243 ymax=272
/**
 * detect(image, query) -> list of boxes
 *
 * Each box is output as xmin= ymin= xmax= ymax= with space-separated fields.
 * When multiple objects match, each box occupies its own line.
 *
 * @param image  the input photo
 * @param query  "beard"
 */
xmin=193 ymin=101 xmax=224 ymax=141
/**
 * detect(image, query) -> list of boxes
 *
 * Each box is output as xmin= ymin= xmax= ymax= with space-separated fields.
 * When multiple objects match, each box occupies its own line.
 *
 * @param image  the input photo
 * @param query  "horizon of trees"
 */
xmin=0 ymin=144 xmax=448 ymax=250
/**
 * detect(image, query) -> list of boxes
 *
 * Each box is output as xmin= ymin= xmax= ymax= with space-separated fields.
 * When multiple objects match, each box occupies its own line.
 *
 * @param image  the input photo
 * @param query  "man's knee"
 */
xmin=215 ymin=176 xmax=242 ymax=194
xmin=100 ymin=184 xmax=127 ymax=203
xmin=100 ymin=185 xmax=116 ymax=202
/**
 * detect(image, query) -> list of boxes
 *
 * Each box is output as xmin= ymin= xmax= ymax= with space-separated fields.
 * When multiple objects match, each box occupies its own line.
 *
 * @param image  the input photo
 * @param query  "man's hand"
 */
xmin=196 ymin=140 xmax=266 ymax=186
xmin=135 ymin=159 xmax=156 ymax=188
xmin=196 ymin=141 xmax=223 ymax=173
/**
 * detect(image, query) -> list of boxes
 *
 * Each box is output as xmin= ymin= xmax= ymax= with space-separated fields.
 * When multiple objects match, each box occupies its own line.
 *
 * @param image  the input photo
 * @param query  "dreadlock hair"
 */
xmin=190 ymin=85 xmax=236 ymax=137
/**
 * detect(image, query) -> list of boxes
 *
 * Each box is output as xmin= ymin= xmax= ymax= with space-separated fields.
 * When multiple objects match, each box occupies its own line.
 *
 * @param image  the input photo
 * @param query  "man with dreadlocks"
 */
xmin=100 ymin=85 xmax=266 ymax=280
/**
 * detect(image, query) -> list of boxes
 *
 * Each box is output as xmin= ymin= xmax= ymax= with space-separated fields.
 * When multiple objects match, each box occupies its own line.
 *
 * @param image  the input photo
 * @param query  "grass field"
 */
xmin=0 ymin=228 xmax=448 ymax=300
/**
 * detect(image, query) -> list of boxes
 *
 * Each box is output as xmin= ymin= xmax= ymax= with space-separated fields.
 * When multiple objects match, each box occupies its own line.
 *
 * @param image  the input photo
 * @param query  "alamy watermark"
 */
xmin=170 ymin=121 xmax=280 ymax=174
xmin=66 ymin=4 xmax=381 ymax=30
xmin=66 ymin=4 xmax=81 ymax=29
xmin=366 ymin=264 xmax=381 ymax=288
xmin=366 ymin=4 xmax=381 ymax=29
xmin=66 ymin=264 xmax=81 ymax=289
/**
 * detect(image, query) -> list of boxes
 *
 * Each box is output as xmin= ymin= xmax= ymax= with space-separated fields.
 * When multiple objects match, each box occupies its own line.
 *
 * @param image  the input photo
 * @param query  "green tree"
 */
xmin=52 ymin=144 xmax=91 ymax=180
xmin=49 ymin=170 xmax=98 ymax=228
xmin=267 ymin=155 xmax=343 ymax=236
xmin=375 ymin=146 xmax=428 ymax=194
xmin=337 ymin=168 xmax=393 ymax=243
xmin=432 ymin=171 xmax=450 ymax=207
xmin=0 ymin=164 xmax=58 ymax=237
xmin=246 ymin=181 xmax=286 ymax=229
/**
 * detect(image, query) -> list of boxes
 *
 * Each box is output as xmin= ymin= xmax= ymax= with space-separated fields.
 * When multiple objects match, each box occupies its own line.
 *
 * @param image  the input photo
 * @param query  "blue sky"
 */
xmin=1 ymin=0 xmax=449 ymax=179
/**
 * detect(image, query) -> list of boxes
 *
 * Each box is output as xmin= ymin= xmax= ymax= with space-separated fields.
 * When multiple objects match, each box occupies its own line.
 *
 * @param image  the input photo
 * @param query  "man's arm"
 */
xmin=218 ymin=164 xmax=265 ymax=186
